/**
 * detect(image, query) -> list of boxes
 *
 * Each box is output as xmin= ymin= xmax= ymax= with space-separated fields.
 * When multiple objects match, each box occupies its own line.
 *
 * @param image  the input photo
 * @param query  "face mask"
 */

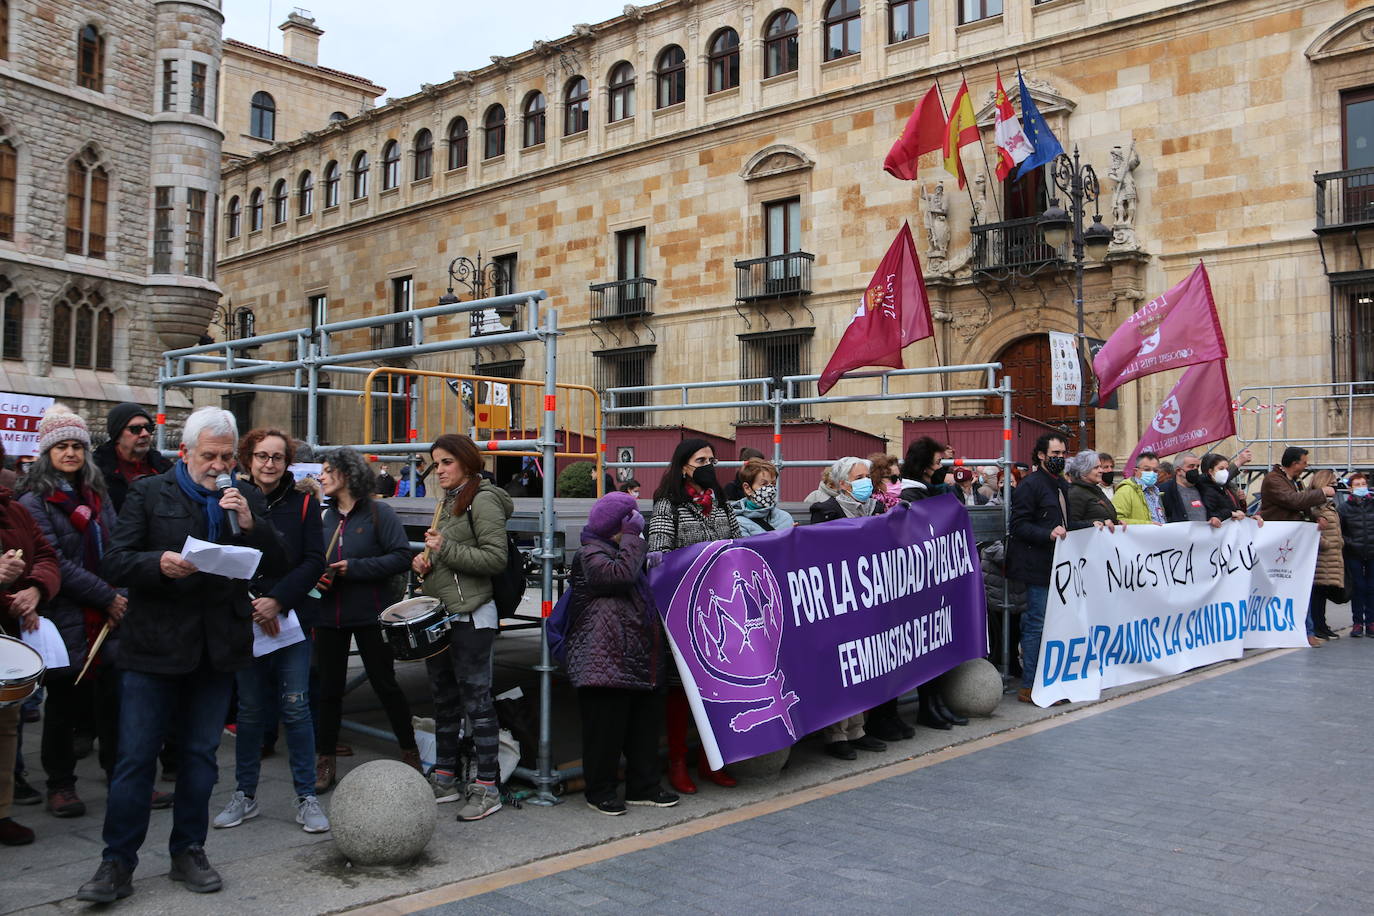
xmin=1139 ymin=471 xmax=1158 ymax=487
xmin=1213 ymin=469 xmax=1229 ymax=485
xmin=1355 ymin=487 xmax=1370 ymax=498
xmin=1044 ymin=456 xmax=1066 ymax=476
xmin=1185 ymin=469 xmax=1202 ymax=486
xmin=748 ymin=483 xmax=778 ymax=510
xmin=1101 ymin=472 xmax=1116 ymax=486
xmin=849 ymin=478 xmax=874 ymax=502
xmin=885 ymin=481 xmax=904 ymax=497
xmin=690 ymin=464 xmax=719 ymax=491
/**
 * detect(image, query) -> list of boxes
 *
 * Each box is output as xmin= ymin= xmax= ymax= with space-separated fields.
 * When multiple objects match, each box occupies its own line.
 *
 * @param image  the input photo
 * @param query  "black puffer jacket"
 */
xmin=1197 ymin=477 xmax=1246 ymax=524
xmin=564 ymin=533 xmax=663 ymax=691
xmin=1007 ymin=469 xmax=1092 ymax=586
xmin=242 ymin=478 xmax=326 ymax=628
xmin=1340 ymin=492 xmax=1374 ymax=561
xmin=18 ymin=487 xmax=121 ymax=666
xmin=314 ymin=496 xmax=411 ymax=629
xmin=980 ymin=540 xmax=1026 ymax=616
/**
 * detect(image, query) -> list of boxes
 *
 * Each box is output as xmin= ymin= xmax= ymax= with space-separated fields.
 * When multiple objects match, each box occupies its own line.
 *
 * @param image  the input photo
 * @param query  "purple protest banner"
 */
xmin=648 ymin=494 xmax=988 ymax=770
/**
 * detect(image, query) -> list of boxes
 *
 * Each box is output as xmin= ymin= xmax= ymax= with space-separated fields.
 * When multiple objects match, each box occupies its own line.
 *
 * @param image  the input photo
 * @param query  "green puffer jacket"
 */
xmin=420 ymin=481 xmax=515 ymax=615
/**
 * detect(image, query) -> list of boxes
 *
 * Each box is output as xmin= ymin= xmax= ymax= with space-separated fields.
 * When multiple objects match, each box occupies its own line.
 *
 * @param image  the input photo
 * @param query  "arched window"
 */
xmin=564 ymin=77 xmax=589 ymax=136
xmin=764 ymin=11 xmax=800 ymax=77
xmin=225 ymin=195 xmax=241 ymax=238
xmin=708 ymin=29 xmax=741 ymax=94
xmin=328 ymin=111 xmax=348 ymax=122
xmin=413 ymin=129 xmax=433 ymax=180
xmin=0 ymin=139 xmax=15 ymax=241
xmin=297 ymin=171 xmax=313 ymax=216
xmin=51 ymin=288 xmax=112 ymax=370
xmin=889 ymin=0 xmax=929 ymax=41
xmin=271 ymin=179 xmax=287 ymax=224
xmin=0 ymin=276 xmax=23 ymax=362
xmin=608 ymin=62 xmax=635 ymax=123
xmin=76 ymin=24 xmax=103 ymax=91
xmin=655 ymin=46 xmax=686 ymax=109
xmin=381 ymin=140 xmax=400 ymax=190
xmin=522 ymin=92 xmax=546 ymax=148
xmin=351 ymin=150 xmax=369 ymax=199
xmin=447 ymin=117 xmax=469 ymax=170
xmin=65 ymin=150 xmax=107 ymax=258
xmin=823 ymin=0 xmax=861 ymax=60
xmin=483 ymin=105 xmax=505 ymax=160
xmin=323 ymin=160 xmax=339 ymax=207
xmin=250 ymin=91 xmax=276 ymax=140
xmin=248 ymin=187 xmax=263 ymax=231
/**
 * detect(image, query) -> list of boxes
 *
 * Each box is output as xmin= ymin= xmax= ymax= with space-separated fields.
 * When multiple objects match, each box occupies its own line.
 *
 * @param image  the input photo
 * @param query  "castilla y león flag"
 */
xmin=1125 ymin=359 xmax=1236 ymax=469
xmin=818 ymin=223 xmax=933 ymax=396
xmin=1093 ymin=261 xmax=1227 ymax=402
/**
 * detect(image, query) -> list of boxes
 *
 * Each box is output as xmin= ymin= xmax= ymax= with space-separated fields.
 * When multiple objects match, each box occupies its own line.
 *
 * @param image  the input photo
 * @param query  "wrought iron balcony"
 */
xmin=970 ymin=216 xmax=1067 ymax=276
xmin=589 ymin=278 xmax=656 ymax=320
xmin=734 ymin=252 xmax=815 ymax=303
xmin=1316 ymin=166 xmax=1374 ymax=233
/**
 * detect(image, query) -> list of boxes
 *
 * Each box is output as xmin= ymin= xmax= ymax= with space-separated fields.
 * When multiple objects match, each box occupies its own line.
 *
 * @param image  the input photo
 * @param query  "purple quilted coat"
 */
xmin=564 ymin=532 xmax=665 ymax=691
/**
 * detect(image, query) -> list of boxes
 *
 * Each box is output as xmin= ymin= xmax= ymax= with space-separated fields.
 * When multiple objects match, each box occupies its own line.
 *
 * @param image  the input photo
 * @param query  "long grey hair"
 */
xmin=18 ymin=444 xmax=109 ymax=499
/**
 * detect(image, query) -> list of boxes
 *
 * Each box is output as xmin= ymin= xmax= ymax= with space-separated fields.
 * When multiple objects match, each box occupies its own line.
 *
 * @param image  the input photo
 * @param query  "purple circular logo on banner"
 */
xmin=685 ymin=546 xmax=785 ymax=687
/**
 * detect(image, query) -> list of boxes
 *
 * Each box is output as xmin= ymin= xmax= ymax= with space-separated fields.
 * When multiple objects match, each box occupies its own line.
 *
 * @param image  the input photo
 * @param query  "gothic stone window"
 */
xmin=65 ymin=149 xmax=107 ymax=258
xmin=52 ymin=288 xmax=114 ymax=370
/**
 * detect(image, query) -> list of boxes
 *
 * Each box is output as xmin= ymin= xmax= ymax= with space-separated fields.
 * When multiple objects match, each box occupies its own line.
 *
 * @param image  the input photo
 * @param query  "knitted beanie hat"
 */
xmin=106 ymin=401 xmax=152 ymax=440
xmin=37 ymin=405 xmax=91 ymax=454
xmin=584 ymin=491 xmax=638 ymax=540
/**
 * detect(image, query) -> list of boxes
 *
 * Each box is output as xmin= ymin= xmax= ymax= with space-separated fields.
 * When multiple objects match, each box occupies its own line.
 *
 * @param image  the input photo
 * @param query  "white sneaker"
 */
xmin=212 ymin=790 xmax=258 ymax=829
xmin=295 ymin=795 xmax=330 ymax=833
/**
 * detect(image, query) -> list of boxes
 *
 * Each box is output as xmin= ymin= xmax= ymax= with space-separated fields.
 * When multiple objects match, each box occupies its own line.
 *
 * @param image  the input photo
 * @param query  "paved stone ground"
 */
xmin=422 ymin=629 xmax=1374 ymax=916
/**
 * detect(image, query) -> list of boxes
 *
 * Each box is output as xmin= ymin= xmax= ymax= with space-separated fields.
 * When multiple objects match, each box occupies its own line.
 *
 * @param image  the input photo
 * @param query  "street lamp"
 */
xmin=440 ymin=253 xmax=517 ymax=332
xmin=1039 ymin=145 xmax=1111 ymax=448
xmin=199 ymin=303 xmax=256 ymax=346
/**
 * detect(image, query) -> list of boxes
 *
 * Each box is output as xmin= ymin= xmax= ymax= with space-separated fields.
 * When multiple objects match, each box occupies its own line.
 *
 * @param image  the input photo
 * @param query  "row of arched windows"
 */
xmin=0 ymin=277 xmax=116 ymax=370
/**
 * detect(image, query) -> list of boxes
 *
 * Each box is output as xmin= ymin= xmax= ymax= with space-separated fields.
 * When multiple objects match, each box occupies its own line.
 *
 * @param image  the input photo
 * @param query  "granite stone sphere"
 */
xmin=331 ymin=760 xmax=436 ymax=865
xmin=939 ymin=658 xmax=1003 ymax=718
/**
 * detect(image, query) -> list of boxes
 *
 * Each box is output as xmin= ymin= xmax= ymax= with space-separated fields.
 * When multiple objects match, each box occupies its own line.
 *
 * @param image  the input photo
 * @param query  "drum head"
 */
xmin=380 ymin=597 xmax=443 ymax=623
xmin=0 ymin=635 xmax=43 ymax=680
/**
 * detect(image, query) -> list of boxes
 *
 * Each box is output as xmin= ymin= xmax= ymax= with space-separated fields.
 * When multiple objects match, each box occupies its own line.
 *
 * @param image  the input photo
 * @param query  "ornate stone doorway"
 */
xmin=985 ymin=334 xmax=1093 ymax=453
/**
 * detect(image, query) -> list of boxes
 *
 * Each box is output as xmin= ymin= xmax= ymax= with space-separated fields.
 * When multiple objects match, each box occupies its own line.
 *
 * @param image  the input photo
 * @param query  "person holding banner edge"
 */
xmin=1195 ymin=453 xmax=1254 ymax=528
xmin=646 ymin=439 xmax=741 ymax=795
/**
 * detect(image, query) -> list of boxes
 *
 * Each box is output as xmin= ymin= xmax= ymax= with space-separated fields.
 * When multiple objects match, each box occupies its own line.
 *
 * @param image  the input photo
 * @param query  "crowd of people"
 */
xmin=0 ymin=398 xmax=1350 ymax=901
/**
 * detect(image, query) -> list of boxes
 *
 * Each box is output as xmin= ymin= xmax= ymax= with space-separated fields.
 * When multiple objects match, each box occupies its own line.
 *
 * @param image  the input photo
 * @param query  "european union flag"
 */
xmin=1016 ymin=71 xmax=1064 ymax=179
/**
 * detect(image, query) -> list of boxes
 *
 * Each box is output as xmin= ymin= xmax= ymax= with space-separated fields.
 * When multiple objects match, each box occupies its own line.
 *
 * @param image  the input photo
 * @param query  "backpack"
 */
xmin=466 ymin=510 xmax=526 ymax=617
xmin=546 ymin=584 xmax=577 ymax=665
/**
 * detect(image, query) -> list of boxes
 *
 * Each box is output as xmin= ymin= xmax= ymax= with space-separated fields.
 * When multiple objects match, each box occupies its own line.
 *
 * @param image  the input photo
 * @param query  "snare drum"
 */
xmin=0 ymin=635 xmax=44 ymax=707
xmin=379 ymin=597 xmax=450 ymax=661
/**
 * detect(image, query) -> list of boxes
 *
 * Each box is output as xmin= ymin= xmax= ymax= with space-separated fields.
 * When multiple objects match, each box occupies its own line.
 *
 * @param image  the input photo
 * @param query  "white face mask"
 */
xmin=1213 ymin=469 xmax=1229 ymax=485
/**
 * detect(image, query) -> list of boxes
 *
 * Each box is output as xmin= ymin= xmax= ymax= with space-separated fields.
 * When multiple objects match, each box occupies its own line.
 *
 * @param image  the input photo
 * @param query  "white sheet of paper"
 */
xmin=180 ymin=536 xmax=262 ymax=579
xmin=21 ymin=616 xmax=70 ymax=670
xmin=252 ymin=609 xmax=306 ymax=658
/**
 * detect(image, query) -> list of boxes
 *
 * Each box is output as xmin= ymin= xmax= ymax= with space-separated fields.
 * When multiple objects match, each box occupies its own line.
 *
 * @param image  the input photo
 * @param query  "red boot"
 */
xmin=665 ymin=689 xmax=697 ymax=794
xmin=698 ymin=748 xmax=737 ymax=788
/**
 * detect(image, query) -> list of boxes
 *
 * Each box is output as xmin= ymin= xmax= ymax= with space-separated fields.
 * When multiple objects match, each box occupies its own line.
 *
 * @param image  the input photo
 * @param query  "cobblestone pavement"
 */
xmin=421 ymin=636 xmax=1373 ymax=916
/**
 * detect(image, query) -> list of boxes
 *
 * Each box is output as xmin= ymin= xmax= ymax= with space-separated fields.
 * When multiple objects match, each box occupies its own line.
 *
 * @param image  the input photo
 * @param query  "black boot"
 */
xmin=77 ymin=859 xmax=134 ymax=903
xmin=914 ymin=687 xmax=952 ymax=730
xmin=864 ymin=699 xmax=915 ymax=741
xmin=931 ymin=690 xmax=969 ymax=726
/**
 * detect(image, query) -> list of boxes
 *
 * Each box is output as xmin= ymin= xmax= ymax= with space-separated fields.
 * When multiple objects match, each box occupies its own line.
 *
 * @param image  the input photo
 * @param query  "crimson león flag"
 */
xmin=818 ymin=223 xmax=933 ymax=396
xmin=1125 ymin=359 xmax=1236 ymax=470
xmin=883 ymin=85 xmax=947 ymax=180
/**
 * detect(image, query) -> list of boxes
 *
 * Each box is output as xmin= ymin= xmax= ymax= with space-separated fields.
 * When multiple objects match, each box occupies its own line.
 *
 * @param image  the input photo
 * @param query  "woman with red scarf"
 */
xmin=17 ymin=407 xmax=123 ymax=819
xmin=646 ymin=438 xmax=742 ymax=795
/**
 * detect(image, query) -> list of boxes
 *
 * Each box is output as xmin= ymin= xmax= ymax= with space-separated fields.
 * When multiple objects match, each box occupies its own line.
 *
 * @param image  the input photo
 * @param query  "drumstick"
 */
xmin=422 ymin=497 xmax=445 ymax=564
xmin=74 ymin=620 xmax=111 ymax=685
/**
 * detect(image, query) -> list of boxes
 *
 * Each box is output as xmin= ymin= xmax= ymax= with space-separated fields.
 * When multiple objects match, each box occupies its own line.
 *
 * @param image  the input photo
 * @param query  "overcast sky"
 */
xmin=222 ymin=0 xmax=632 ymax=97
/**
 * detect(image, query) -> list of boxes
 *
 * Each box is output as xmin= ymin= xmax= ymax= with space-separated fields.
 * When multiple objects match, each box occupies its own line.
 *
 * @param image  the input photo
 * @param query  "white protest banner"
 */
xmin=1049 ymin=331 xmax=1081 ymax=407
xmin=1032 ymin=520 xmax=1317 ymax=706
xmin=0 ymin=393 xmax=54 ymax=457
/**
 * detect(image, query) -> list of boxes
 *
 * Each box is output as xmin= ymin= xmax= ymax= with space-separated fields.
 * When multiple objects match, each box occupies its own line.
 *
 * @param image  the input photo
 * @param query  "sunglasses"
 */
xmin=125 ymin=423 xmax=153 ymax=435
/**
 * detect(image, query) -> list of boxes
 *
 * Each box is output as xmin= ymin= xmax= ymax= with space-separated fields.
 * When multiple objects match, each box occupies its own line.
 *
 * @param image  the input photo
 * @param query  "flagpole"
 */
xmin=928 ymin=317 xmax=953 ymax=447
xmin=963 ymin=64 xmax=1005 ymax=224
xmin=944 ymin=73 xmax=984 ymax=223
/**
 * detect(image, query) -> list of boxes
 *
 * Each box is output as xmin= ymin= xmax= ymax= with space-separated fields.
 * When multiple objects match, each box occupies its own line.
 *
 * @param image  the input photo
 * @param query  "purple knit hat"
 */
xmin=584 ymin=491 xmax=638 ymax=540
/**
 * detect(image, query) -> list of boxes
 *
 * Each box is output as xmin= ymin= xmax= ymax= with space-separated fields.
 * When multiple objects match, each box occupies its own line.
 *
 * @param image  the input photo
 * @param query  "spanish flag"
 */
xmin=942 ymin=79 xmax=979 ymax=189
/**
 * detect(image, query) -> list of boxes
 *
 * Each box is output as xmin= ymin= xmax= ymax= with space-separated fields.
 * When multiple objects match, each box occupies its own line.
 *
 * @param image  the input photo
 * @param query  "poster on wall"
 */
xmin=616 ymin=446 xmax=635 ymax=482
xmin=0 ymin=394 xmax=55 ymax=458
xmin=1049 ymin=331 xmax=1082 ymax=407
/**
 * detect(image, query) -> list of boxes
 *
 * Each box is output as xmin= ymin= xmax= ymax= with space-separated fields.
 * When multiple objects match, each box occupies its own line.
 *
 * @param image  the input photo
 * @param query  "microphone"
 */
xmin=215 ymin=473 xmax=242 ymax=537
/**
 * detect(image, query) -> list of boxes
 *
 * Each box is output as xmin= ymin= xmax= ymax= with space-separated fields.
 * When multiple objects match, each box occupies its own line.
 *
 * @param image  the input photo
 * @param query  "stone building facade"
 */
xmin=214 ymin=0 xmax=1374 ymax=468
xmin=0 ymin=0 xmax=224 ymax=430
xmin=218 ymin=13 xmax=384 ymax=163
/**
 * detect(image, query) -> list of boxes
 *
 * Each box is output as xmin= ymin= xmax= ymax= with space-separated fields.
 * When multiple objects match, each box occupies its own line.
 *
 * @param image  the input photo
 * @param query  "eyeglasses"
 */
xmin=252 ymin=452 xmax=287 ymax=465
xmin=886 ymin=475 xmax=900 ymax=483
xmin=689 ymin=457 xmax=718 ymax=467
xmin=125 ymin=423 xmax=152 ymax=435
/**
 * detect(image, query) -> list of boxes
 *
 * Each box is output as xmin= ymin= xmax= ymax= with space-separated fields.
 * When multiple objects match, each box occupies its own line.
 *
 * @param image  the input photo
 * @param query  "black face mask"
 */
xmin=1043 ymin=456 xmax=1066 ymax=476
xmin=1185 ymin=469 xmax=1202 ymax=486
xmin=690 ymin=465 xmax=719 ymax=491
xmin=1102 ymin=472 xmax=1117 ymax=486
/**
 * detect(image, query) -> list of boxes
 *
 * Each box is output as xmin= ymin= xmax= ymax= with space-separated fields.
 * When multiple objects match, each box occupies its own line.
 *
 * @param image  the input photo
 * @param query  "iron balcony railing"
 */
xmin=1315 ymin=166 xmax=1374 ymax=232
xmin=589 ymin=277 xmax=656 ymax=320
xmin=734 ymin=252 xmax=815 ymax=302
xmin=971 ymin=216 xmax=1068 ymax=274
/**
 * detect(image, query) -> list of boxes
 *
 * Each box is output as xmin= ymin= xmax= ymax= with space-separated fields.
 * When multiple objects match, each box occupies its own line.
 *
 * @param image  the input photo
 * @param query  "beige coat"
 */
xmin=1313 ymin=502 xmax=1345 ymax=590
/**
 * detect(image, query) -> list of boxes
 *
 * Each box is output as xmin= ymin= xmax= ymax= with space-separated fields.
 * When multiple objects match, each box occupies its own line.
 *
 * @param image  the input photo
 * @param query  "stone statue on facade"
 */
xmin=1109 ymin=140 xmax=1140 ymax=250
xmin=972 ymin=172 xmax=989 ymax=226
xmin=921 ymin=181 xmax=949 ymax=259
